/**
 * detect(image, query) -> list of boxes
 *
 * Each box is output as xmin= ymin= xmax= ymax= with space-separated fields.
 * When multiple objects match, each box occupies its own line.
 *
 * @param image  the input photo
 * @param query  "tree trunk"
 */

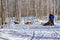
xmin=1 ymin=0 xmax=6 ymax=25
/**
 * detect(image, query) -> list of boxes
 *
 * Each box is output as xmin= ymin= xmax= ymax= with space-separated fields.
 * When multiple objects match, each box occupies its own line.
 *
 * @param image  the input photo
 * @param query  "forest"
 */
xmin=0 ymin=0 xmax=60 ymax=25
xmin=0 ymin=0 xmax=60 ymax=40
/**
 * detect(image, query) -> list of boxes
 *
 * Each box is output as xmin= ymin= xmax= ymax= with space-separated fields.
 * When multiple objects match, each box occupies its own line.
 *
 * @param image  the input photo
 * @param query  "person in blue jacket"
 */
xmin=43 ymin=13 xmax=54 ymax=26
xmin=49 ymin=13 xmax=54 ymax=25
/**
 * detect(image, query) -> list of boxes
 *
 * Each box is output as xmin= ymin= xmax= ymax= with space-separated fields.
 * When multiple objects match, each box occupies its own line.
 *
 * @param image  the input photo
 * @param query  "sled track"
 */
xmin=0 ymin=29 xmax=60 ymax=40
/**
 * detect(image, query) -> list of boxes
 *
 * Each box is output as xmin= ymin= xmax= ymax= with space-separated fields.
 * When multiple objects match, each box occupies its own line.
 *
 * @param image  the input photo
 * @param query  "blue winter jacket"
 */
xmin=49 ymin=15 xmax=54 ymax=21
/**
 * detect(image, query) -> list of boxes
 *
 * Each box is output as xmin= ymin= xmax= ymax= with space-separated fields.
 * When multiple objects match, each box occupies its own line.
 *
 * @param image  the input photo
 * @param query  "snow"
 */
xmin=0 ymin=17 xmax=60 ymax=40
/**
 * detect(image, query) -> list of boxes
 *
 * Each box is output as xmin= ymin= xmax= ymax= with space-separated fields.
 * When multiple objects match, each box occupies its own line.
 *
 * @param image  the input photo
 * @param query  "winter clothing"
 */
xmin=43 ymin=14 xmax=54 ymax=26
xmin=49 ymin=14 xmax=54 ymax=25
xmin=49 ymin=14 xmax=54 ymax=21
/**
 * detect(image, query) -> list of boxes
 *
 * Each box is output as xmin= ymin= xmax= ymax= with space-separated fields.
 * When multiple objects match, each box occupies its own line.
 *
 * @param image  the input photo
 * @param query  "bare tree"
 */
xmin=1 ymin=0 xmax=6 ymax=26
xmin=14 ymin=0 xmax=21 ymax=24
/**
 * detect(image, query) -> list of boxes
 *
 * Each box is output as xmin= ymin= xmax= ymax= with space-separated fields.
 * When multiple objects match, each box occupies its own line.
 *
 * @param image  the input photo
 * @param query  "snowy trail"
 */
xmin=0 ymin=17 xmax=60 ymax=40
xmin=0 ymin=29 xmax=31 ymax=40
xmin=0 ymin=28 xmax=60 ymax=40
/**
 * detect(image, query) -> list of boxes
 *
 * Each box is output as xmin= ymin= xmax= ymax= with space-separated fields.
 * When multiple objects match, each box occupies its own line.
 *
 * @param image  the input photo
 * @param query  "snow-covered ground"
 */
xmin=0 ymin=17 xmax=60 ymax=40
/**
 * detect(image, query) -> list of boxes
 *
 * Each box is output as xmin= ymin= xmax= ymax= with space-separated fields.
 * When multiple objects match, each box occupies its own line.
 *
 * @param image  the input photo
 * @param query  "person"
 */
xmin=43 ymin=13 xmax=54 ymax=26
xmin=49 ymin=13 xmax=54 ymax=25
